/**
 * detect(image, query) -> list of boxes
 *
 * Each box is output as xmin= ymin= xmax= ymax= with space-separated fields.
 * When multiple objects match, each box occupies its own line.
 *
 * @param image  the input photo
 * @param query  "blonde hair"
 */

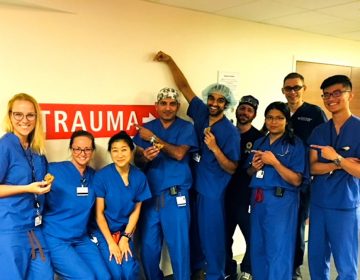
xmin=3 ymin=93 xmax=46 ymax=155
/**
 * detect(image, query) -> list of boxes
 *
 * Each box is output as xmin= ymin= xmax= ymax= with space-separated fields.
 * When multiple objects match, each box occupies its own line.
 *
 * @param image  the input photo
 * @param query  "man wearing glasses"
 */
xmin=282 ymin=72 xmax=327 ymax=280
xmin=308 ymin=75 xmax=360 ymax=280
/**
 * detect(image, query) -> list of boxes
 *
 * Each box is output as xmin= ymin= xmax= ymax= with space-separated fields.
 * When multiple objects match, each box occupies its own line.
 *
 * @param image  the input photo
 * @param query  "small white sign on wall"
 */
xmin=217 ymin=71 xmax=240 ymax=124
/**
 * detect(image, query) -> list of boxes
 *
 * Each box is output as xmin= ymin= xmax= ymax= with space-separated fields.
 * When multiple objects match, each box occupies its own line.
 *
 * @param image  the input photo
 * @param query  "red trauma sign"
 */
xmin=40 ymin=103 xmax=157 ymax=140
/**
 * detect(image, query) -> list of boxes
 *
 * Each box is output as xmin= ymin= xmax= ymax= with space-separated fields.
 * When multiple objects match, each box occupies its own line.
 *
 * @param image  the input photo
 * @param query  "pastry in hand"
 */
xmin=44 ymin=173 xmax=55 ymax=184
xmin=153 ymin=142 xmax=164 ymax=150
xmin=204 ymin=127 xmax=211 ymax=134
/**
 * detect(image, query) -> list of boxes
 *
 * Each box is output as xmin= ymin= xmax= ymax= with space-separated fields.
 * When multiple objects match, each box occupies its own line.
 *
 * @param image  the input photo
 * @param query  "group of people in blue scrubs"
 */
xmin=1 ymin=67 xmax=359 ymax=280
xmin=0 ymin=92 xmax=151 ymax=279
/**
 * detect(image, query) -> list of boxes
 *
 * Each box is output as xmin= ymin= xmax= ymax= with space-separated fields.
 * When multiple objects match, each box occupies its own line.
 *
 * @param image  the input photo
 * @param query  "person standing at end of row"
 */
xmin=0 ymin=93 xmax=53 ymax=279
xmin=154 ymin=51 xmax=240 ymax=280
xmin=133 ymin=87 xmax=198 ymax=280
xmin=308 ymin=75 xmax=360 ymax=280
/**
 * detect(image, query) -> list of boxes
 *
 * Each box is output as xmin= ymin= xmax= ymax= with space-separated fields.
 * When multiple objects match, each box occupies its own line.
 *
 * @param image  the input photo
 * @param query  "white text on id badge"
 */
xmin=35 ymin=215 xmax=42 ymax=226
xmin=176 ymin=195 xmax=187 ymax=207
xmin=77 ymin=187 xmax=89 ymax=196
xmin=256 ymin=170 xmax=264 ymax=179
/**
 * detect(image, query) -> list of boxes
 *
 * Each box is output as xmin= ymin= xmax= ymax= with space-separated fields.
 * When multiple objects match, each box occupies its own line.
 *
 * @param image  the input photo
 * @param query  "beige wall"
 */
xmin=1 ymin=0 xmax=360 ymax=272
xmin=2 ymin=0 xmax=360 ymax=154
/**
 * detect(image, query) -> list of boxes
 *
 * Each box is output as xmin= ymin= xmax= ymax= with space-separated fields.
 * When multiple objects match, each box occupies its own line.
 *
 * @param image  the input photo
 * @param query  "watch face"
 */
xmin=333 ymin=156 xmax=343 ymax=167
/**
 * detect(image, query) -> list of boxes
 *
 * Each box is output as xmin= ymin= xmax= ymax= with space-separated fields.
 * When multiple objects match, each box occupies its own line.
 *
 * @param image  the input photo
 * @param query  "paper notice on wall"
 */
xmin=217 ymin=71 xmax=240 ymax=123
xmin=217 ymin=71 xmax=240 ymax=96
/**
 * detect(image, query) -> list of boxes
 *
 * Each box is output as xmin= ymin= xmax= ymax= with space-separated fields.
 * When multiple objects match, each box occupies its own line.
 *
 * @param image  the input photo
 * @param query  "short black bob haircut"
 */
xmin=108 ymin=131 xmax=134 ymax=152
xmin=320 ymin=75 xmax=352 ymax=90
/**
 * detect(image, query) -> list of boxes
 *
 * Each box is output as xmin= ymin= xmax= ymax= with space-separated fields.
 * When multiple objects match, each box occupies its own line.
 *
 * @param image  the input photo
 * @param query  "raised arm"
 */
xmin=154 ymin=51 xmax=196 ymax=103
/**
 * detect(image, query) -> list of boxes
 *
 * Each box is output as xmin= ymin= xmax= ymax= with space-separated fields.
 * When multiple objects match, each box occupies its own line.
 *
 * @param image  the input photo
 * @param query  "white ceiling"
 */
xmin=143 ymin=0 xmax=360 ymax=42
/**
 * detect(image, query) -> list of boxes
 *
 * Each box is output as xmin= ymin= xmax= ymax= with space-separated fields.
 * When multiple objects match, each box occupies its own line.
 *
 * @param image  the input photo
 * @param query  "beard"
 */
xmin=208 ymin=106 xmax=224 ymax=117
xmin=237 ymin=115 xmax=255 ymax=125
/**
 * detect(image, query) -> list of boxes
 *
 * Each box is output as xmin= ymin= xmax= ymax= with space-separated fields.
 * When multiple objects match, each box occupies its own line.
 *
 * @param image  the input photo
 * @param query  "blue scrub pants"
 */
xmin=140 ymin=189 xmax=190 ymax=280
xmin=44 ymin=234 xmax=111 ymax=280
xmin=93 ymin=230 xmax=140 ymax=280
xmin=192 ymin=192 xmax=226 ymax=280
xmin=308 ymin=204 xmax=360 ymax=280
xmin=250 ymin=189 xmax=298 ymax=280
xmin=0 ymin=228 xmax=53 ymax=280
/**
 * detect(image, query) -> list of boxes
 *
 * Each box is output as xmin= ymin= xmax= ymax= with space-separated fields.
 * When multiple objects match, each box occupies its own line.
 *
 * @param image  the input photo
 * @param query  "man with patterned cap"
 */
xmin=225 ymin=95 xmax=263 ymax=280
xmin=133 ymin=87 xmax=198 ymax=280
xmin=154 ymin=51 xmax=240 ymax=280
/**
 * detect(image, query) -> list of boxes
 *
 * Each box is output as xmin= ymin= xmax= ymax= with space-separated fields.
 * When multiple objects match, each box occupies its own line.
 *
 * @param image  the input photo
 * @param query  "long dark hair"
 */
xmin=261 ymin=101 xmax=295 ymax=145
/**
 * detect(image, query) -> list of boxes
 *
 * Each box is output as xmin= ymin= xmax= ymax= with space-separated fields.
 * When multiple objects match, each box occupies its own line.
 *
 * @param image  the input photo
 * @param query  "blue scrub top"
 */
xmin=42 ymin=161 xmax=95 ymax=239
xmin=187 ymin=97 xmax=240 ymax=198
xmin=0 ymin=133 xmax=47 ymax=232
xmin=93 ymin=164 xmax=151 ymax=233
xmin=248 ymin=134 xmax=305 ymax=191
xmin=308 ymin=116 xmax=360 ymax=209
xmin=133 ymin=117 xmax=198 ymax=195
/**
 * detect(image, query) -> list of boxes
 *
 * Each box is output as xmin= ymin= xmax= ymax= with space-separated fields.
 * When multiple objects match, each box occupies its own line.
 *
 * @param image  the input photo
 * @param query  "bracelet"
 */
xmin=150 ymin=135 xmax=157 ymax=144
xmin=122 ymin=232 xmax=132 ymax=239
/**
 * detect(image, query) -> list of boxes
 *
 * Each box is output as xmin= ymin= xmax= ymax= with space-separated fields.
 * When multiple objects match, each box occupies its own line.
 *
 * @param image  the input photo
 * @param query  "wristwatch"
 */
xmin=332 ymin=155 xmax=343 ymax=167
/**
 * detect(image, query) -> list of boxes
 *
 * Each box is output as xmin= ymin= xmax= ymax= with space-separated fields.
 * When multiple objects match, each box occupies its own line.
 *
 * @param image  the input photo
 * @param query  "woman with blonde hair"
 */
xmin=0 ymin=93 xmax=53 ymax=279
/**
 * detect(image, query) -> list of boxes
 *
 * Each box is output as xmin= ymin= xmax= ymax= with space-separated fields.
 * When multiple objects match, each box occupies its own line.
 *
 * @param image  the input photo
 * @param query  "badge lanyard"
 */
xmin=22 ymin=147 xmax=42 ymax=226
xmin=77 ymin=177 xmax=89 ymax=196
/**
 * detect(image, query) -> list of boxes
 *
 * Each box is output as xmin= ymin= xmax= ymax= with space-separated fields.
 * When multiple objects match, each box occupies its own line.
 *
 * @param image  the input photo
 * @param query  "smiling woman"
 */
xmin=92 ymin=131 xmax=151 ymax=279
xmin=0 ymin=93 xmax=53 ymax=279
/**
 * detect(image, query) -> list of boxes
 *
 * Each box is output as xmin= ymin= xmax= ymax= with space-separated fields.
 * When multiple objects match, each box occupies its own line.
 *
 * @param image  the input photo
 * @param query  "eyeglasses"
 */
xmin=282 ymin=85 xmax=304 ymax=93
xmin=72 ymin=147 xmax=93 ymax=155
xmin=265 ymin=116 xmax=286 ymax=122
xmin=321 ymin=90 xmax=350 ymax=100
xmin=11 ymin=111 xmax=37 ymax=121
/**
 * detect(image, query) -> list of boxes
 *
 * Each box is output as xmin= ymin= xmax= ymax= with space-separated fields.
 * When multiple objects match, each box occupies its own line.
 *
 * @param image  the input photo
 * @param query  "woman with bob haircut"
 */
xmin=92 ymin=131 xmax=151 ymax=279
xmin=0 ymin=93 xmax=53 ymax=279
xmin=247 ymin=101 xmax=306 ymax=280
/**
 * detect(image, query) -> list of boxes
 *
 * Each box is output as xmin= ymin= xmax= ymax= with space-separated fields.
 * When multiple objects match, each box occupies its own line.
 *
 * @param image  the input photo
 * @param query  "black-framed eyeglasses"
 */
xmin=265 ymin=116 xmax=286 ymax=122
xmin=72 ymin=147 xmax=93 ymax=155
xmin=321 ymin=90 xmax=350 ymax=100
xmin=11 ymin=111 xmax=37 ymax=121
xmin=283 ymin=85 xmax=304 ymax=93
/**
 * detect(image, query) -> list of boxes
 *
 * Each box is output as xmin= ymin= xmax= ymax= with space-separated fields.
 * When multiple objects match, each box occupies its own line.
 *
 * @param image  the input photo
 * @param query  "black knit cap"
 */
xmin=238 ymin=95 xmax=259 ymax=111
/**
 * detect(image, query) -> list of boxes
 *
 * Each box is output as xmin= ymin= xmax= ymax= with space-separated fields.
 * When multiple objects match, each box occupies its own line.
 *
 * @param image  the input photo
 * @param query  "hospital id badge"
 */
xmin=176 ymin=195 xmax=187 ymax=207
xmin=77 ymin=187 xmax=89 ymax=196
xmin=35 ymin=215 xmax=42 ymax=226
xmin=256 ymin=170 xmax=264 ymax=179
xmin=193 ymin=153 xmax=201 ymax=163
